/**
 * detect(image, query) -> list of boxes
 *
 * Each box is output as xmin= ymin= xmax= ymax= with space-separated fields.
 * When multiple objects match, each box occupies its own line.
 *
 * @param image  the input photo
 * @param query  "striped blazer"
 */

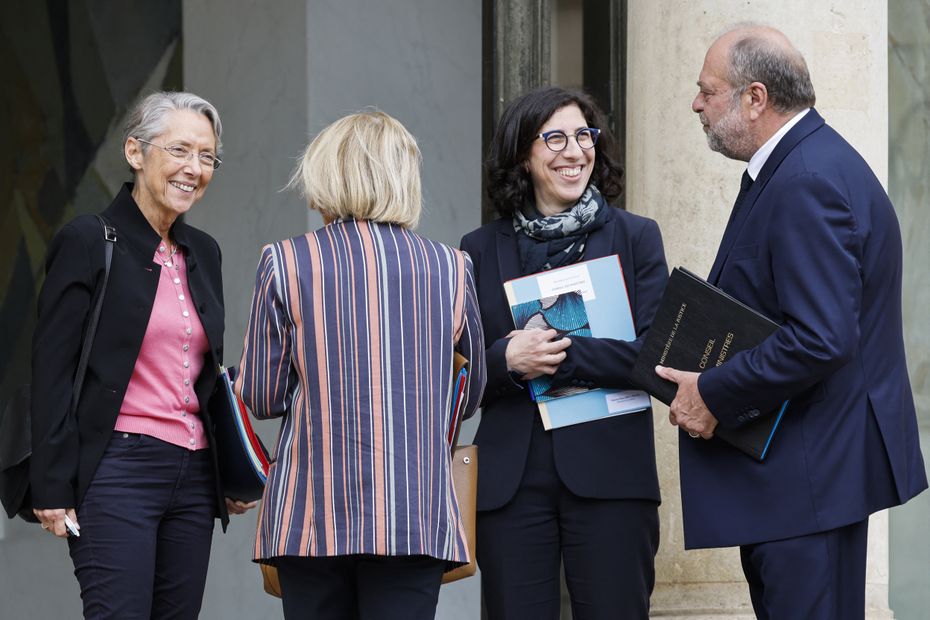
xmin=236 ymin=220 xmax=486 ymax=565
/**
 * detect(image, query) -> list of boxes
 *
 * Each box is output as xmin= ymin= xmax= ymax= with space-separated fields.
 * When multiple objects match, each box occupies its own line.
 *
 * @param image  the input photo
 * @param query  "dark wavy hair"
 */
xmin=486 ymin=87 xmax=624 ymax=217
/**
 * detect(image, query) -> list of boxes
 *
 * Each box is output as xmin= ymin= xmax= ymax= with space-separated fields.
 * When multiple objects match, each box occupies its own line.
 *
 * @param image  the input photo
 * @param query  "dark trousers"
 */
xmin=68 ymin=432 xmax=216 ymax=620
xmin=740 ymin=517 xmax=869 ymax=620
xmin=276 ymin=554 xmax=446 ymax=620
xmin=477 ymin=417 xmax=659 ymax=620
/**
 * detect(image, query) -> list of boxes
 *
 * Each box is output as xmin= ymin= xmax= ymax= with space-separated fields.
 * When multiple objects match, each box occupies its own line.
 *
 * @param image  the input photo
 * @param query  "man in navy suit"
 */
xmin=656 ymin=23 xmax=927 ymax=619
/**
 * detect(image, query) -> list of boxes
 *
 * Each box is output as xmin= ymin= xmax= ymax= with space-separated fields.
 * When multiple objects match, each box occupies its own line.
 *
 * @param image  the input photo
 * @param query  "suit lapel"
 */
xmin=708 ymin=179 xmax=763 ymax=284
xmin=495 ymin=221 xmax=522 ymax=284
xmin=708 ymin=109 xmax=826 ymax=284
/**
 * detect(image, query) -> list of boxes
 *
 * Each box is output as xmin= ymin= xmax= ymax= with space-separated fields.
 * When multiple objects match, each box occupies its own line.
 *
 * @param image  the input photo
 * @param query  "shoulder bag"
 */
xmin=0 ymin=215 xmax=117 ymax=522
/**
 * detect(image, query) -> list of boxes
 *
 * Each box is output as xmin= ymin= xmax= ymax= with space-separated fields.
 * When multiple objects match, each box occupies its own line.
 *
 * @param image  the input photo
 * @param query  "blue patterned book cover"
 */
xmin=503 ymin=255 xmax=651 ymax=429
xmin=511 ymin=292 xmax=593 ymax=402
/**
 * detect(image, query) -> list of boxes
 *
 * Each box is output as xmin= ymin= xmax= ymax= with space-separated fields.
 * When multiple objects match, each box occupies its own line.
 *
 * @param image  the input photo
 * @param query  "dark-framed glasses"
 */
xmin=537 ymin=127 xmax=600 ymax=152
xmin=136 ymin=138 xmax=222 ymax=169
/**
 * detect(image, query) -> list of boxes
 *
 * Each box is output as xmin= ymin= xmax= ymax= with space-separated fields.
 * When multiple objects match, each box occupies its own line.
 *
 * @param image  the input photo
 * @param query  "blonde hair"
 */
xmin=288 ymin=110 xmax=422 ymax=228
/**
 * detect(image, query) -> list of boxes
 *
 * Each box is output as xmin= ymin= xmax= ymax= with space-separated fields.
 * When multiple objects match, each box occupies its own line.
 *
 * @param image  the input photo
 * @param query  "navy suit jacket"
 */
xmin=683 ymin=109 xmax=927 ymax=548
xmin=461 ymin=206 xmax=668 ymax=511
xmin=30 ymin=183 xmax=230 ymax=528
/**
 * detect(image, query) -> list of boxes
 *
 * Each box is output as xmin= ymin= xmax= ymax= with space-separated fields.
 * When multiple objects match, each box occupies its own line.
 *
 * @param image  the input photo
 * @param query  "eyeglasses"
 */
xmin=536 ymin=128 xmax=600 ymax=152
xmin=136 ymin=139 xmax=222 ymax=169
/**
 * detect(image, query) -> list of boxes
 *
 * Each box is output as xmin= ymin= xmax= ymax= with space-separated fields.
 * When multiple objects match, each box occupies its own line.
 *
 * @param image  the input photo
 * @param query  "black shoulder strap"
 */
xmin=69 ymin=216 xmax=117 ymax=413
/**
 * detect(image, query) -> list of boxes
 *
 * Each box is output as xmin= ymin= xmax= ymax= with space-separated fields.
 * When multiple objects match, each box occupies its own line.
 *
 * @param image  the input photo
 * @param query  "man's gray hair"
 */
xmin=123 ymin=91 xmax=223 ymax=155
xmin=726 ymin=29 xmax=816 ymax=113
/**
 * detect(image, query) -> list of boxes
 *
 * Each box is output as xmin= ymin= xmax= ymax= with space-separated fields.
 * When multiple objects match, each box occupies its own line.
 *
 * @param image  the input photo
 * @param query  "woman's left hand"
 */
xmin=225 ymin=497 xmax=259 ymax=515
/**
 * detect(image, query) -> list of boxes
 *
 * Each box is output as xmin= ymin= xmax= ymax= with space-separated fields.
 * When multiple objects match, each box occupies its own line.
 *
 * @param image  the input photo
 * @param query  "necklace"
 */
xmin=157 ymin=241 xmax=179 ymax=269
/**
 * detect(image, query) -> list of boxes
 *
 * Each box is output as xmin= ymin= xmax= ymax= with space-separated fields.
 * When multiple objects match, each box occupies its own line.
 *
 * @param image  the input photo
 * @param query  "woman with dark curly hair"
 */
xmin=460 ymin=86 xmax=669 ymax=618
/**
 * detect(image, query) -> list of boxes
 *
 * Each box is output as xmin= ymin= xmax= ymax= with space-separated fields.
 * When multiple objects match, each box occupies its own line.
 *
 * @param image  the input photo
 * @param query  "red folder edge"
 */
xmin=219 ymin=366 xmax=270 ymax=479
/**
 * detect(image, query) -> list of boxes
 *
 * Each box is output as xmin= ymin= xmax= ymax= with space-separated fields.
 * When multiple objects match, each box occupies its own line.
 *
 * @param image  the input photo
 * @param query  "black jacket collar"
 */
xmin=103 ymin=183 xmax=199 ymax=270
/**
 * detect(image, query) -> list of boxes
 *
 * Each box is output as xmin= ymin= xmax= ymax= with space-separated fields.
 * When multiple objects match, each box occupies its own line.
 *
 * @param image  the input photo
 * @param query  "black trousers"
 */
xmin=477 ymin=416 xmax=659 ymax=620
xmin=276 ymin=554 xmax=446 ymax=620
xmin=740 ymin=517 xmax=870 ymax=620
xmin=68 ymin=432 xmax=216 ymax=620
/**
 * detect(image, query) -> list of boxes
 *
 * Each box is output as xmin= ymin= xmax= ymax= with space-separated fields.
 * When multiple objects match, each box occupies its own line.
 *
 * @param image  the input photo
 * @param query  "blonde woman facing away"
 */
xmin=235 ymin=110 xmax=486 ymax=620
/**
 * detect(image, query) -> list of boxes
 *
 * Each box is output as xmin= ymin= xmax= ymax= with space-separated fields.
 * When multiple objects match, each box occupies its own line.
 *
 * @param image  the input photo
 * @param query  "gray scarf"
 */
xmin=512 ymin=185 xmax=608 ymax=273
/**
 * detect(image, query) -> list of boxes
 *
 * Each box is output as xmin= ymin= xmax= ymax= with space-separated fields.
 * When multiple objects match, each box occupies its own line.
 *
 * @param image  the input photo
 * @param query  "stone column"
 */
xmin=487 ymin=0 xmax=552 ymax=123
xmin=483 ymin=0 xmax=552 ymax=222
xmin=623 ymin=2 xmax=893 ymax=617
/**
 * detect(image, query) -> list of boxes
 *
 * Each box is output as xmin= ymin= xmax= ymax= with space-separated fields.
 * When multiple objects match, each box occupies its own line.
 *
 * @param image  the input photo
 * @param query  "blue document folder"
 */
xmin=210 ymin=366 xmax=270 ymax=501
xmin=503 ymin=255 xmax=651 ymax=430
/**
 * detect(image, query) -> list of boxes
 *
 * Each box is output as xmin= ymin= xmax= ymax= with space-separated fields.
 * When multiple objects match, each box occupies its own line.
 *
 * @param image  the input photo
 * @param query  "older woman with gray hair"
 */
xmin=30 ymin=90 xmax=254 ymax=619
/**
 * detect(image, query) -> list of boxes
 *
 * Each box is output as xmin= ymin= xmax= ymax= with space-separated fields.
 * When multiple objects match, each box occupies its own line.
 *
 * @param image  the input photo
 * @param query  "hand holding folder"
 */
xmin=631 ymin=268 xmax=789 ymax=461
xmin=210 ymin=366 xmax=271 ymax=502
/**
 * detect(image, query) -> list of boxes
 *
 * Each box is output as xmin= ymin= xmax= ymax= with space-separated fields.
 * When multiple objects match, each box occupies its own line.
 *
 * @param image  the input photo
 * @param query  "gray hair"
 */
xmin=123 ymin=91 xmax=223 ymax=157
xmin=725 ymin=27 xmax=816 ymax=114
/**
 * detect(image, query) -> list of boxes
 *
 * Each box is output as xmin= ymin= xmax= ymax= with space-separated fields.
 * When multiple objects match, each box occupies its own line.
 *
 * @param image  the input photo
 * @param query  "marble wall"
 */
xmin=0 ymin=0 xmax=183 ymax=431
xmin=0 ymin=1 xmax=183 ymax=614
xmin=888 ymin=2 xmax=930 ymax=618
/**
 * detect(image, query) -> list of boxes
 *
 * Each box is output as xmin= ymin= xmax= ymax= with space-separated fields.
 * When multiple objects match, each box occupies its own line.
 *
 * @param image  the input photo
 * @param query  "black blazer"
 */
xmin=30 ymin=183 xmax=229 ymax=528
xmin=461 ymin=207 xmax=668 ymax=511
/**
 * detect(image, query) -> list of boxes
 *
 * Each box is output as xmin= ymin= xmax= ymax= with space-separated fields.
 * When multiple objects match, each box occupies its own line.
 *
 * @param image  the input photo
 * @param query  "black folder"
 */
xmin=209 ymin=367 xmax=270 ymax=501
xmin=631 ymin=268 xmax=788 ymax=461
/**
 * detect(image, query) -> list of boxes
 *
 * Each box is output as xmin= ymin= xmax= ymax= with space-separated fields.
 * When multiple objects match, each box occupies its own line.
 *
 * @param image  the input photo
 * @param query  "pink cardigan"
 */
xmin=114 ymin=247 xmax=209 ymax=449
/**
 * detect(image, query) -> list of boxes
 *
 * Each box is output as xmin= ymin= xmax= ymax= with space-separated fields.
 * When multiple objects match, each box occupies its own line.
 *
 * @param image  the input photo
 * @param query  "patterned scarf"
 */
xmin=513 ymin=184 xmax=609 ymax=274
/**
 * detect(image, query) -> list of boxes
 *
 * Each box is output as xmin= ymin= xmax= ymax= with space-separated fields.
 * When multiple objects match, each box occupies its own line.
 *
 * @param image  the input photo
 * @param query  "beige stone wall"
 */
xmin=624 ymin=2 xmax=891 ymax=617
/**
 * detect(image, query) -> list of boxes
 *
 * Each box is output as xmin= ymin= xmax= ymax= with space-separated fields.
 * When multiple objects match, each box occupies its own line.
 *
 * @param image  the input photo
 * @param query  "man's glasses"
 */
xmin=136 ymin=139 xmax=222 ymax=169
xmin=536 ymin=128 xmax=600 ymax=152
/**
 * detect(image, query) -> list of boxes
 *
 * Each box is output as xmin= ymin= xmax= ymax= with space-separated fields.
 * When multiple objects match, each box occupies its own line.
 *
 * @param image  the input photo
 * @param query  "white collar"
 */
xmin=746 ymin=108 xmax=810 ymax=181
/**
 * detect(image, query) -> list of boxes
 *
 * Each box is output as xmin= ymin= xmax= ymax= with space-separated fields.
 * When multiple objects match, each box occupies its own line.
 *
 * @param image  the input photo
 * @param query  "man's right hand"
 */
xmin=505 ymin=328 xmax=572 ymax=380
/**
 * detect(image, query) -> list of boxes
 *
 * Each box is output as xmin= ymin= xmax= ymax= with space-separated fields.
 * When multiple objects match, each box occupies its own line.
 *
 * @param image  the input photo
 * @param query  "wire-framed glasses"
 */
xmin=536 ymin=127 xmax=600 ymax=152
xmin=136 ymin=138 xmax=222 ymax=169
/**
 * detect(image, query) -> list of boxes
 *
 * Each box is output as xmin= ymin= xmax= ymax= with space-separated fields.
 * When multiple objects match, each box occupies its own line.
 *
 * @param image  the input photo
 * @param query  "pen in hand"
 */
xmin=64 ymin=514 xmax=81 ymax=537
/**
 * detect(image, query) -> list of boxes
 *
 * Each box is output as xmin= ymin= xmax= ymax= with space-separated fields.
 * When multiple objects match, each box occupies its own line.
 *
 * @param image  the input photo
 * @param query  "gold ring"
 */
xmin=688 ymin=431 xmax=700 ymax=438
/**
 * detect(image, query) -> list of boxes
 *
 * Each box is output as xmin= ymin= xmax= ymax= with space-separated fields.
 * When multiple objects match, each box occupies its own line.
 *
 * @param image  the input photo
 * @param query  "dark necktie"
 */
xmin=733 ymin=170 xmax=754 ymax=213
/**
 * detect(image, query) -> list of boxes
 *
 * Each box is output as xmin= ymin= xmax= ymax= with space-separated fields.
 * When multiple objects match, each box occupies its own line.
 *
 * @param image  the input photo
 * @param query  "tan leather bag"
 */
xmin=441 ymin=443 xmax=477 ymax=583
xmin=261 ymin=562 xmax=281 ymax=597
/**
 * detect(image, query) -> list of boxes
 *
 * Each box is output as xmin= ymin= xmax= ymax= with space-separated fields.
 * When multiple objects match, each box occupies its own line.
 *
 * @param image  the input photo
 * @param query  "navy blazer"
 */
xmin=461 ymin=206 xmax=668 ymax=511
xmin=683 ymin=109 xmax=927 ymax=548
xmin=30 ymin=183 xmax=230 ymax=528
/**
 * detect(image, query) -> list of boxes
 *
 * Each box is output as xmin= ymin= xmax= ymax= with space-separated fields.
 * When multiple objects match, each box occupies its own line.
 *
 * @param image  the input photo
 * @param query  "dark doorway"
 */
xmin=482 ymin=0 xmax=627 ymax=222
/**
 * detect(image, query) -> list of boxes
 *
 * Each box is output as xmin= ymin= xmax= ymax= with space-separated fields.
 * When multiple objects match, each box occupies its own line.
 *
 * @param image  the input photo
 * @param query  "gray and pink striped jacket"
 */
xmin=236 ymin=219 xmax=485 ymax=566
